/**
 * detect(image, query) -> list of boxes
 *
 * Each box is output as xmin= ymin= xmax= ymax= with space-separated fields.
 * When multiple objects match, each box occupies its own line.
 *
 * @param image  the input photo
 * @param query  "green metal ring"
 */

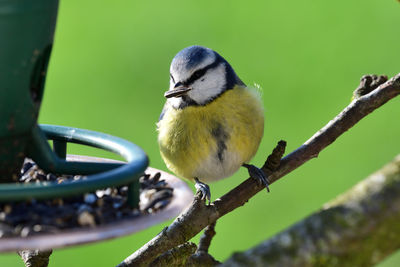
xmin=0 ymin=124 xmax=148 ymax=206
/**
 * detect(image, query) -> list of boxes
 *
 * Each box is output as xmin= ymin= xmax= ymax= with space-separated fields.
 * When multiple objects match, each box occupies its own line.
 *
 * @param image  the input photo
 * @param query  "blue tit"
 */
xmin=157 ymin=45 xmax=267 ymax=202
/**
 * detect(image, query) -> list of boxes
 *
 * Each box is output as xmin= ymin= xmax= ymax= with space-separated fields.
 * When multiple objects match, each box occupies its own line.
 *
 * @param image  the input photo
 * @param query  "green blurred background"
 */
xmin=2 ymin=0 xmax=400 ymax=266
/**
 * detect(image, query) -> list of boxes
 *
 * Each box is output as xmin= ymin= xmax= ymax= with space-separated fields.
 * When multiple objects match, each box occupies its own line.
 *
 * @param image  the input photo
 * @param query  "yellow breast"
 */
xmin=157 ymin=85 xmax=264 ymax=182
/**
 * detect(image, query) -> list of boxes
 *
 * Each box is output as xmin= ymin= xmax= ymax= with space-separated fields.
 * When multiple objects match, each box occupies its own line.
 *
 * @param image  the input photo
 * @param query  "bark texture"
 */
xmin=18 ymin=250 xmax=52 ymax=267
xmin=149 ymin=242 xmax=197 ymax=267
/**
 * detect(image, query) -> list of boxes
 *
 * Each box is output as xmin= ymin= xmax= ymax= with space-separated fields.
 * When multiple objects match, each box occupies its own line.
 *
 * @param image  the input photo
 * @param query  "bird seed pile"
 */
xmin=0 ymin=159 xmax=173 ymax=238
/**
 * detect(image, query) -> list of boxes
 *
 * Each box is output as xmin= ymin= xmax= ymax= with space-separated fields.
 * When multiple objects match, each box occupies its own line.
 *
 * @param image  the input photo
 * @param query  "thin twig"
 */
xmin=183 ymin=222 xmax=221 ymax=266
xmin=197 ymin=221 xmax=217 ymax=253
xmin=117 ymin=73 xmax=400 ymax=267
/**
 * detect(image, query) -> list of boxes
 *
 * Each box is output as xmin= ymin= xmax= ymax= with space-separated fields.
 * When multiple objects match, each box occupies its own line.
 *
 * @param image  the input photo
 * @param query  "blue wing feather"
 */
xmin=158 ymin=103 xmax=168 ymax=123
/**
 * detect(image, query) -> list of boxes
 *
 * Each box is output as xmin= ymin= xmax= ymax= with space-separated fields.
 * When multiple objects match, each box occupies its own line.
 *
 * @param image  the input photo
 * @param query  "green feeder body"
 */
xmin=0 ymin=0 xmax=59 ymax=181
xmin=0 ymin=1 xmax=148 ymax=207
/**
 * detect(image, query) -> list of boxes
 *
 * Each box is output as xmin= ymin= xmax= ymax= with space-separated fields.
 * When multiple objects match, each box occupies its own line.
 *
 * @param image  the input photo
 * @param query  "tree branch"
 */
xmin=222 ymin=154 xmax=400 ymax=266
xmin=117 ymin=73 xmax=400 ymax=267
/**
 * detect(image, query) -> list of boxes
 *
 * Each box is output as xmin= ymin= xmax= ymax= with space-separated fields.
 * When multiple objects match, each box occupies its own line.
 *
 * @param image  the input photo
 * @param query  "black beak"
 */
xmin=164 ymin=83 xmax=191 ymax=98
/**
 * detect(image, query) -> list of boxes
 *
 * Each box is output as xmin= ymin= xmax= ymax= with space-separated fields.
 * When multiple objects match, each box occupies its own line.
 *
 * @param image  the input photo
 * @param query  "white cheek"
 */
xmin=167 ymin=97 xmax=183 ymax=109
xmin=188 ymin=64 xmax=226 ymax=105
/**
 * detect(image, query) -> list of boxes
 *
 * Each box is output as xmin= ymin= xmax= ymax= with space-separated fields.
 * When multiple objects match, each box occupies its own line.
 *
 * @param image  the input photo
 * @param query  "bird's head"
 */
xmin=165 ymin=46 xmax=244 ymax=109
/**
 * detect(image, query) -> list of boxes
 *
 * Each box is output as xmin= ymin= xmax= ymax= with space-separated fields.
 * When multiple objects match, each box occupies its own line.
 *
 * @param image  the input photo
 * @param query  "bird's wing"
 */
xmin=157 ymin=102 xmax=168 ymax=125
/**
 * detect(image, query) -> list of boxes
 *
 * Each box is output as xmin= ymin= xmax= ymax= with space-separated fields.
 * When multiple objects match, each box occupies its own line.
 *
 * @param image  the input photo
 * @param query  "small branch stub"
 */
xmin=352 ymin=74 xmax=388 ymax=100
xmin=262 ymin=140 xmax=287 ymax=177
xmin=18 ymin=250 xmax=52 ymax=267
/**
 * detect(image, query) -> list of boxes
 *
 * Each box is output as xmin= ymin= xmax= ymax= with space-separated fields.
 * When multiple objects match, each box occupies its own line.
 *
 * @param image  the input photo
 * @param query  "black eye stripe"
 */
xmin=192 ymin=68 xmax=207 ymax=80
xmin=186 ymin=68 xmax=207 ymax=85
xmin=185 ymin=60 xmax=221 ymax=85
xmin=170 ymin=73 xmax=175 ymax=83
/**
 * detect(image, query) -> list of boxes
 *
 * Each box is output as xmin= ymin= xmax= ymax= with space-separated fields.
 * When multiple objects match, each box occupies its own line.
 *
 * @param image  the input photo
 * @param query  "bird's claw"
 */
xmin=194 ymin=178 xmax=211 ymax=204
xmin=243 ymin=164 xmax=270 ymax=192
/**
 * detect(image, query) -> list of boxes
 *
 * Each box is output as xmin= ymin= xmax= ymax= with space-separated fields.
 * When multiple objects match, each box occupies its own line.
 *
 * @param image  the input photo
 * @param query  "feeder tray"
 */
xmin=0 ymin=165 xmax=193 ymax=252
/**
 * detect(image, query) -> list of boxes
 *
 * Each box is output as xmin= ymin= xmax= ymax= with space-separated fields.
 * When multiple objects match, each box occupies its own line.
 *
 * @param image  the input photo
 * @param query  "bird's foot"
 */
xmin=194 ymin=178 xmax=211 ymax=204
xmin=243 ymin=164 xmax=270 ymax=192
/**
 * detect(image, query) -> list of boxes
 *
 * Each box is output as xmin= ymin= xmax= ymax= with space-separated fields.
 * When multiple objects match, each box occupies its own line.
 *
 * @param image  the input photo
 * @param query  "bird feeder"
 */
xmin=0 ymin=0 xmax=192 ymax=255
